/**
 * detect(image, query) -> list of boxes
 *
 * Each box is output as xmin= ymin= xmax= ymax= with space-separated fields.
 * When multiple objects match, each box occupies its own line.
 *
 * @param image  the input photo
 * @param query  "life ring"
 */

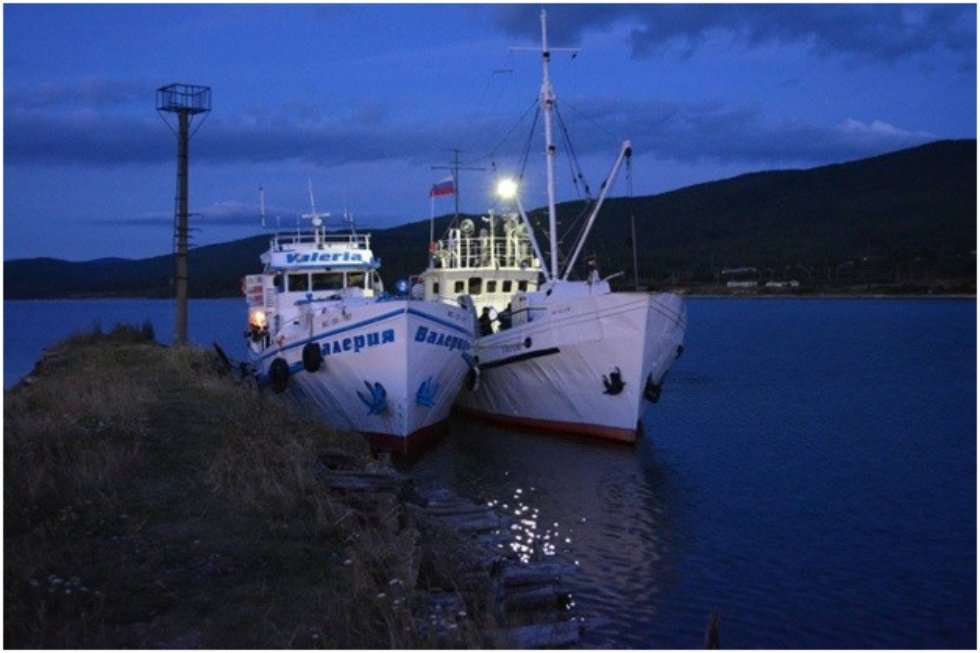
xmin=302 ymin=342 xmax=323 ymax=373
xmin=269 ymin=357 xmax=290 ymax=393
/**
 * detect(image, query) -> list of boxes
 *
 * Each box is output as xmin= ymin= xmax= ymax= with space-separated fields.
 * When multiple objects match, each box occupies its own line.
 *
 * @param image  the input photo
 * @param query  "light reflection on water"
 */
xmin=409 ymin=416 xmax=687 ymax=648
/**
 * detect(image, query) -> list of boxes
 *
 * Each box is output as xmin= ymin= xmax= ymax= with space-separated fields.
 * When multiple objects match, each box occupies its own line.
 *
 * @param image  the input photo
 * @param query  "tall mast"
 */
xmin=539 ymin=9 xmax=559 ymax=280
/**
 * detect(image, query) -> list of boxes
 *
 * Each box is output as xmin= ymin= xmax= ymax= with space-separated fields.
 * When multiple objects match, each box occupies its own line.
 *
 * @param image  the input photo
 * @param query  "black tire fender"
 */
xmin=270 ymin=357 xmax=290 ymax=393
xmin=302 ymin=342 xmax=323 ymax=373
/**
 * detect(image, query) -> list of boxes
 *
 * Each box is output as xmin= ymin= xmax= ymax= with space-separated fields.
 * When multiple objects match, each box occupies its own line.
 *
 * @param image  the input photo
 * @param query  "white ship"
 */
xmin=420 ymin=10 xmax=687 ymax=443
xmin=244 ymin=191 xmax=475 ymax=454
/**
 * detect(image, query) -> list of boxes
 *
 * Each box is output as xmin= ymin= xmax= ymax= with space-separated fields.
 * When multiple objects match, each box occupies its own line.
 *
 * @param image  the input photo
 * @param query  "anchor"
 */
xmin=357 ymin=380 xmax=389 ymax=415
xmin=644 ymin=373 xmax=663 ymax=403
xmin=416 ymin=376 xmax=439 ymax=407
xmin=602 ymin=367 xmax=626 ymax=395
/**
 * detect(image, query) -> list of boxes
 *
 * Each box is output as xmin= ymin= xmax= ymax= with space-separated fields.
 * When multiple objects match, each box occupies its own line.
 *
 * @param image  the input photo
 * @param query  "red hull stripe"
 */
xmin=454 ymin=405 xmax=638 ymax=444
xmin=362 ymin=419 xmax=449 ymax=455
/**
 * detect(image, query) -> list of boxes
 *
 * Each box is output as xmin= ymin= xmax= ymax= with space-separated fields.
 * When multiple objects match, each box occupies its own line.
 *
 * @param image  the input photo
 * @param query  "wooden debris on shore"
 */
xmin=316 ymin=463 xmax=584 ymax=648
xmin=410 ymin=488 xmax=583 ymax=648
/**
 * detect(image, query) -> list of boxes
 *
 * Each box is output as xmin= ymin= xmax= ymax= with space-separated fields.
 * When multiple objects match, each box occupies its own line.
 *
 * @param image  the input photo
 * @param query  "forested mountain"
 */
xmin=5 ymin=139 xmax=975 ymax=299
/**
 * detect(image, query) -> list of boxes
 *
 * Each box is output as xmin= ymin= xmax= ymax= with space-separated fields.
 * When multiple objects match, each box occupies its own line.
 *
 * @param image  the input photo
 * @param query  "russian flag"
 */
xmin=429 ymin=176 xmax=455 ymax=197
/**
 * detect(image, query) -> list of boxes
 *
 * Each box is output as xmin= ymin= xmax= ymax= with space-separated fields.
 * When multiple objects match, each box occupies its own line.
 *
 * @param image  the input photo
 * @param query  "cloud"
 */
xmin=4 ymin=97 xmax=503 ymax=168
xmin=1 ymin=74 xmax=945 ymax=179
xmin=6 ymin=78 xmax=147 ymax=111
xmin=94 ymin=201 xmax=269 ymax=228
xmin=550 ymin=96 xmax=938 ymax=169
xmin=491 ymin=4 xmax=976 ymax=64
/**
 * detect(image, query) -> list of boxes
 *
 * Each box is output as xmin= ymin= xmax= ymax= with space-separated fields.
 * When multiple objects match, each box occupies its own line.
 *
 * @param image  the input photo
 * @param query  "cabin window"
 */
xmin=518 ymin=280 xmax=528 ymax=292
xmin=486 ymin=280 xmax=497 ymax=293
xmin=432 ymin=282 xmax=440 ymax=295
xmin=347 ymin=271 xmax=366 ymax=288
xmin=288 ymin=273 xmax=309 ymax=292
xmin=454 ymin=280 xmax=465 ymax=294
xmin=502 ymin=280 xmax=513 ymax=293
xmin=468 ymin=277 xmax=482 ymax=295
xmin=312 ymin=272 xmax=344 ymax=291
xmin=273 ymin=273 xmax=284 ymax=292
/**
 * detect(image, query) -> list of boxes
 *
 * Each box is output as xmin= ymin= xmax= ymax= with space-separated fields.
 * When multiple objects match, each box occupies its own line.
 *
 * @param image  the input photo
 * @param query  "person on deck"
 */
xmin=478 ymin=307 xmax=494 ymax=336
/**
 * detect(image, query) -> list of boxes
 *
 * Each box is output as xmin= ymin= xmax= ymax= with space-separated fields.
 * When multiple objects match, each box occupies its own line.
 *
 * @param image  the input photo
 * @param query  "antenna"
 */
xmin=302 ymin=179 xmax=329 ymax=244
xmin=156 ymin=83 xmax=211 ymax=345
xmin=259 ymin=184 xmax=267 ymax=229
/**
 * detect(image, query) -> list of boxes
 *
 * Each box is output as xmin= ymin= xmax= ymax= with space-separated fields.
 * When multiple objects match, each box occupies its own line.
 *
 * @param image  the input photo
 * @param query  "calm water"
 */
xmin=4 ymin=297 xmax=976 ymax=648
xmin=3 ymin=298 xmax=245 ymax=389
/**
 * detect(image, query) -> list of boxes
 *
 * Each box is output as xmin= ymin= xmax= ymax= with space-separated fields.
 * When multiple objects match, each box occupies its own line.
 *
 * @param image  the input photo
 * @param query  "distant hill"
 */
xmin=4 ymin=139 xmax=975 ymax=299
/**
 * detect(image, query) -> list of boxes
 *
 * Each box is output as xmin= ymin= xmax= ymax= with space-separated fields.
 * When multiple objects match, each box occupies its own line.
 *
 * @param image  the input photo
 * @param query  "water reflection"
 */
xmin=410 ymin=415 xmax=689 ymax=647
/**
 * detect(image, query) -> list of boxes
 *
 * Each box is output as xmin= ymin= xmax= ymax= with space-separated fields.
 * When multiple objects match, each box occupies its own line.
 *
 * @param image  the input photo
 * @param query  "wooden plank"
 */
xmin=503 ymin=562 xmax=579 ymax=587
xmin=502 ymin=585 xmax=570 ymax=612
xmin=321 ymin=470 xmax=407 ymax=493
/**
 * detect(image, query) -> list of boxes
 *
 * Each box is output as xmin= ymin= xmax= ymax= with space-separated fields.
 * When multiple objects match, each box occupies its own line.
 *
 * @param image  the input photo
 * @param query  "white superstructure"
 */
xmin=423 ymin=10 xmax=687 ymax=443
xmin=244 ymin=199 xmax=475 ymax=454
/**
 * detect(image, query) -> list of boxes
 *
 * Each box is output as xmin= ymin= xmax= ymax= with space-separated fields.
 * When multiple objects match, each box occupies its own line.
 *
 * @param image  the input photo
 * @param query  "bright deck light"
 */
xmin=496 ymin=178 xmax=518 ymax=200
xmin=249 ymin=309 xmax=267 ymax=328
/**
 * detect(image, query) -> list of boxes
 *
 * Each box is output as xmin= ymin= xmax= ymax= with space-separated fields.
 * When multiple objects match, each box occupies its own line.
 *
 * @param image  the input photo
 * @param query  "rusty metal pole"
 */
xmin=157 ymin=83 xmax=210 ymax=346
xmin=174 ymin=110 xmax=190 ymax=344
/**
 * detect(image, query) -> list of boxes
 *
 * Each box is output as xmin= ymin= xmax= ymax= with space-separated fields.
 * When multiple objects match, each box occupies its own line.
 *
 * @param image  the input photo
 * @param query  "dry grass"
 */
xmin=4 ymin=325 xmax=492 ymax=648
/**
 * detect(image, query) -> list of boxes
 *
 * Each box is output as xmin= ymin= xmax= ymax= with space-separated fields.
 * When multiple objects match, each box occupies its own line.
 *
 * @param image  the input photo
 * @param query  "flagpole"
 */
xmin=429 ymin=194 xmax=435 ymax=246
xmin=432 ymin=149 xmax=484 ymax=224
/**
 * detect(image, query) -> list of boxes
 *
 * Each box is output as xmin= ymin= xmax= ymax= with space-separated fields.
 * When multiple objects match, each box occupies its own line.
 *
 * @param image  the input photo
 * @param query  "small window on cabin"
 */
xmin=432 ymin=282 xmax=440 ymax=295
xmin=273 ymin=273 xmax=284 ymax=292
xmin=518 ymin=280 xmax=528 ymax=292
xmin=312 ymin=273 xmax=344 ymax=291
xmin=486 ymin=280 xmax=497 ymax=293
xmin=468 ymin=277 xmax=482 ymax=295
xmin=347 ymin=272 xmax=365 ymax=288
xmin=454 ymin=280 xmax=465 ymax=294
xmin=288 ymin=273 xmax=309 ymax=292
xmin=502 ymin=280 xmax=513 ymax=293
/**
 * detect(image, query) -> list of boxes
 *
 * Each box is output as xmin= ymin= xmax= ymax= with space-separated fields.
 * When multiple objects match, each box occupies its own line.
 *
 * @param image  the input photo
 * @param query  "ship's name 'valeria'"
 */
xmin=414 ymin=326 xmax=471 ymax=353
xmin=320 ymin=328 xmax=395 ymax=355
xmin=283 ymin=251 xmax=371 ymax=265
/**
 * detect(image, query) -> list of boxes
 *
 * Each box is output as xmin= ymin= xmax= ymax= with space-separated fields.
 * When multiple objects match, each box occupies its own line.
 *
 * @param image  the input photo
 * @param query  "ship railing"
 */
xmin=272 ymin=231 xmax=372 ymax=251
xmin=434 ymin=233 xmax=535 ymax=270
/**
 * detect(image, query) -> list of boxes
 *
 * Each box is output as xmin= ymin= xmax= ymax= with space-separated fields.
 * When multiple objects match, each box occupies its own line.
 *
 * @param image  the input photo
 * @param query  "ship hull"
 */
xmin=250 ymin=300 xmax=474 ymax=454
xmin=456 ymin=292 xmax=686 ymax=443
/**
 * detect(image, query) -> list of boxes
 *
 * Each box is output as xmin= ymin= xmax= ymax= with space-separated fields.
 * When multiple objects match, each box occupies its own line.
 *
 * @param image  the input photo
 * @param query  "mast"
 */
xmin=509 ymin=9 xmax=577 ymax=280
xmin=539 ymin=9 xmax=559 ymax=280
xmin=432 ymin=149 xmax=484 ymax=223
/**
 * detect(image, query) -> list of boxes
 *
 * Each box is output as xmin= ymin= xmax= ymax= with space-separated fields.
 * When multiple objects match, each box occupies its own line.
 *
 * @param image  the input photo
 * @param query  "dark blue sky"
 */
xmin=4 ymin=3 xmax=976 ymax=261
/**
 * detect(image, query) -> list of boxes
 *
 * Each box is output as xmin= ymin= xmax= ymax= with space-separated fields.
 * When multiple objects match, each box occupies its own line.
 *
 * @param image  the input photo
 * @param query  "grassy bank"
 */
xmin=4 ymin=325 xmax=498 ymax=648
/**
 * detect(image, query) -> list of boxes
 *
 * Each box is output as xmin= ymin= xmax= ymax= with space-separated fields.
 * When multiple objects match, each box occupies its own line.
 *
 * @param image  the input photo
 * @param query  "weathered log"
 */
xmin=502 ymin=562 xmax=579 ymax=587
xmin=499 ymin=620 xmax=581 ymax=648
xmin=441 ymin=512 xmax=502 ymax=533
xmin=320 ymin=469 xmax=408 ymax=493
xmin=502 ymin=585 xmax=571 ymax=613
xmin=424 ymin=503 xmax=498 ymax=517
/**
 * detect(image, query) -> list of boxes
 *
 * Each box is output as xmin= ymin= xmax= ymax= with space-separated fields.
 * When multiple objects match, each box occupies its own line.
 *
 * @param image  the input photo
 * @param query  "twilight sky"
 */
xmin=3 ymin=3 xmax=976 ymax=262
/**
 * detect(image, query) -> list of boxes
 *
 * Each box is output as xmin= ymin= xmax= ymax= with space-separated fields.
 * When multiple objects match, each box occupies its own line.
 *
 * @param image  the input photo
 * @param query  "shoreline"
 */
xmin=3 ymin=326 xmax=583 ymax=648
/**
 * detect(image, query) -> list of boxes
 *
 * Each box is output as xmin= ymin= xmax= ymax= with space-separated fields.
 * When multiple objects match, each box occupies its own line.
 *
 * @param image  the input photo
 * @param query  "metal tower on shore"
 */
xmin=156 ymin=83 xmax=211 ymax=344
